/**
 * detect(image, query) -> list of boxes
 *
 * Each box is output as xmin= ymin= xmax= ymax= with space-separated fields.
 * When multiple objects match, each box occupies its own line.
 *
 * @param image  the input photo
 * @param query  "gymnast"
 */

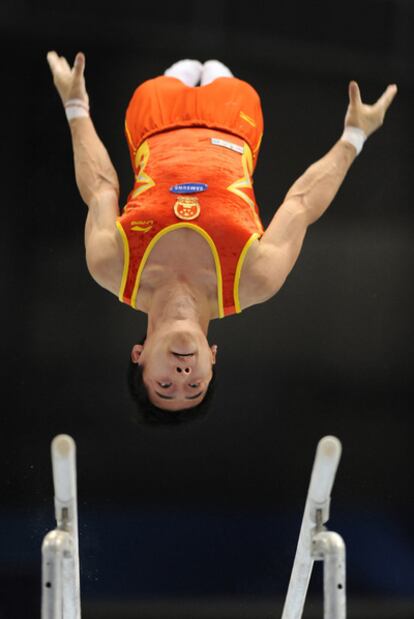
xmin=47 ymin=52 xmax=397 ymax=424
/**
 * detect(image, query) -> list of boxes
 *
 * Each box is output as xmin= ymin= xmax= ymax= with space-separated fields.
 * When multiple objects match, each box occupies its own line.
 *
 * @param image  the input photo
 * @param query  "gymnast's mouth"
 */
xmin=171 ymin=351 xmax=195 ymax=357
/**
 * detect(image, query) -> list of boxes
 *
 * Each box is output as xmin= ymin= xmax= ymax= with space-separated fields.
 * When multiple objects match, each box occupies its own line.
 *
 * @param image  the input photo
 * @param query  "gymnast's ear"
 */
xmin=211 ymin=344 xmax=218 ymax=364
xmin=131 ymin=344 xmax=144 ymax=364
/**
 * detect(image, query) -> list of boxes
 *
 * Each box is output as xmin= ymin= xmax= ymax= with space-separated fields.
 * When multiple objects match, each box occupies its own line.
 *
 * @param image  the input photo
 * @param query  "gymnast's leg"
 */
xmin=164 ymin=59 xmax=203 ymax=86
xmin=201 ymin=59 xmax=233 ymax=85
xmin=163 ymin=58 xmax=234 ymax=87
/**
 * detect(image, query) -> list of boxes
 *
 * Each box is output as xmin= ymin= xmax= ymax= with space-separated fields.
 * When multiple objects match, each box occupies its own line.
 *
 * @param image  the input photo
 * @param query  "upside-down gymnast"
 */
xmin=47 ymin=52 xmax=397 ymax=424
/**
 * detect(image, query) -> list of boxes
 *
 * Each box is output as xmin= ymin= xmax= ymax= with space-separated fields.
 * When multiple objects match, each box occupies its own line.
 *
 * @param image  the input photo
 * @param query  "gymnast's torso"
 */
xmin=109 ymin=127 xmax=268 ymax=318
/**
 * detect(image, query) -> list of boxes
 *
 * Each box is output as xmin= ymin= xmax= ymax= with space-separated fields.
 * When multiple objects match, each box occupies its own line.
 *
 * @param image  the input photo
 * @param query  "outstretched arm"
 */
xmin=46 ymin=51 xmax=121 ymax=288
xmin=254 ymin=81 xmax=398 ymax=300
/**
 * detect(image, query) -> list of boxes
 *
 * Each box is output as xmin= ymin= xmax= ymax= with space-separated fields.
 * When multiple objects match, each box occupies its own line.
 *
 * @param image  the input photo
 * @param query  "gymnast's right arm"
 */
xmin=46 ymin=51 xmax=121 ymax=290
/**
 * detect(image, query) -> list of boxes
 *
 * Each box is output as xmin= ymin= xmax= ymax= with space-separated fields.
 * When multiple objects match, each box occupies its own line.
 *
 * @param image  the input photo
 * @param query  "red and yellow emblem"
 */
xmin=173 ymin=196 xmax=201 ymax=221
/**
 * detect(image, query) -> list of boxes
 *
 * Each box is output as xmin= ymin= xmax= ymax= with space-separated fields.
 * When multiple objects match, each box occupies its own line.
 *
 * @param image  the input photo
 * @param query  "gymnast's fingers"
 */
xmin=46 ymin=50 xmax=60 ymax=74
xmin=348 ymin=81 xmax=362 ymax=106
xmin=59 ymin=54 xmax=71 ymax=74
xmin=73 ymin=52 xmax=86 ymax=78
xmin=374 ymin=84 xmax=398 ymax=114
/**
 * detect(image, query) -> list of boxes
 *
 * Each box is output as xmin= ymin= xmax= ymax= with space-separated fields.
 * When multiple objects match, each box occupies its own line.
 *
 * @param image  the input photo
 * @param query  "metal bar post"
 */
xmin=281 ymin=435 xmax=342 ymax=619
xmin=41 ymin=434 xmax=81 ymax=619
xmin=312 ymin=531 xmax=346 ymax=619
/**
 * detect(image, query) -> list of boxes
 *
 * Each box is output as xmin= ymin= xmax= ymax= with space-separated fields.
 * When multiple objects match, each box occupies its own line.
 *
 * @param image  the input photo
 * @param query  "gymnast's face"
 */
xmin=131 ymin=329 xmax=217 ymax=411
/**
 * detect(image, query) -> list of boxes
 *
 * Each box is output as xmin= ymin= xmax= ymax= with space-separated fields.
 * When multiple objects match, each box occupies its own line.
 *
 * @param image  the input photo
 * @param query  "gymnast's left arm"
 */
xmin=252 ymin=80 xmax=398 ymax=301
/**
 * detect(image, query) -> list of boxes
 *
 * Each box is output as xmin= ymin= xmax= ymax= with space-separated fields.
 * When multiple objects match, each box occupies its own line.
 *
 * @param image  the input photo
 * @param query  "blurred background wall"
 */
xmin=1 ymin=0 xmax=413 ymax=617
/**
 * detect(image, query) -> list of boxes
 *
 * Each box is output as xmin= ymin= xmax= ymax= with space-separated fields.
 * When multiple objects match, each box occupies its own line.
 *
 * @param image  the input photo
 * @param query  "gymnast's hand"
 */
xmin=344 ymin=81 xmax=397 ymax=137
xmin=46 ymin=51 xmax=89 ymax=107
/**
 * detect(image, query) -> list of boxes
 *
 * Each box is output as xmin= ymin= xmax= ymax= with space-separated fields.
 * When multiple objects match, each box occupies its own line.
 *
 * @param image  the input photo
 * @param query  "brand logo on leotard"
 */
xmin=170 ymin=183 xmax=208 ymax=194
xmin=130 ymin=220 xmax=154 ymax=233
xmin=173 ymin=196 xmax=201 ymax=221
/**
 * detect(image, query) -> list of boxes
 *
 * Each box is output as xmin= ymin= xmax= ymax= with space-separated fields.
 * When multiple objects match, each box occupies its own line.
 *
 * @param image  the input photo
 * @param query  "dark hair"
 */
xmin=127 ymin=356 xmax=217 ymax=427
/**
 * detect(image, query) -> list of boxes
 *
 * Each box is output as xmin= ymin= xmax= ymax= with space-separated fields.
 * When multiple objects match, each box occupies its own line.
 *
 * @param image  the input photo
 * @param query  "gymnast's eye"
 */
xmin=189 ymin=382 xmax=200 ymax=389
xmin=158 ymin=382 xmax=172 ymax=389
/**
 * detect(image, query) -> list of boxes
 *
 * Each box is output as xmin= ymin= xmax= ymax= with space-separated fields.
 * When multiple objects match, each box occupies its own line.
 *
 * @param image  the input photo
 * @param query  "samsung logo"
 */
xmin=170 ymin=183 xmax=208 ymax=194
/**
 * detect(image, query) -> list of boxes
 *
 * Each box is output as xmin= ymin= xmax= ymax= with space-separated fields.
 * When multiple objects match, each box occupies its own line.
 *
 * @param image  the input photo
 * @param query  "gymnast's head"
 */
xmin=127 ymin=328 xmax=218 ymax=426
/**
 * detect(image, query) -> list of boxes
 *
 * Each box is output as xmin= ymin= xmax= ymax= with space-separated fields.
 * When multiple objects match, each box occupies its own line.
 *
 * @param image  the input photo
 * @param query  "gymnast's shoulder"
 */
xmin=84 ymin=189 xmax=124 ymax=296
xmin=238 ymin=238 xmax=289 ymax=310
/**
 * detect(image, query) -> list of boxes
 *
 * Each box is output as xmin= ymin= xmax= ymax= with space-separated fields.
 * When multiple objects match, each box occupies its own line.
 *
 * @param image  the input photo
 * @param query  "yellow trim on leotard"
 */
xmin=227 ymin=143 xmax=255 ymax=208
xmin=239 ymin=111 xmax=256 ymax=127
xmin=116 ymin=220 xmax=130 ymax=302
xmin=131 ymin=140 xmax=155 ymax=199
xmin=253 ymin=132 xmax=263 ymax=156
xmin=233 ymin=233 xmax=260 ymax=313
xmin=129 ymin=223 xmax=225 ymax=318
xmin=226 ymin=143 xmax=263 ymax=233
xmin=124 ymin=120 xmax=135 ymax=153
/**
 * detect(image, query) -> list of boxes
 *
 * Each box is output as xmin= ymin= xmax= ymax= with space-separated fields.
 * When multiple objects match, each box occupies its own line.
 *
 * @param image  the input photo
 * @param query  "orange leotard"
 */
xmin=116 ymin=75 xmax=265 ymax=318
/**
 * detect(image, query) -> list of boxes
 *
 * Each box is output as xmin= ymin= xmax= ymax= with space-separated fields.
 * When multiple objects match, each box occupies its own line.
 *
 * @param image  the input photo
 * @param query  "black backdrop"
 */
xmin=2 ymin=1 xmax=414 ymax=617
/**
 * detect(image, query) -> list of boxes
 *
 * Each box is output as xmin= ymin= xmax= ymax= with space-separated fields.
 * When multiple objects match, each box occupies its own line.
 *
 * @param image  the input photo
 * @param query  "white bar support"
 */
xmin=281 ymin=435 xmax=344 ymax=619
xmin=41 ymin=434 xmax=81 ymax=619
xmin=312 ymin=531 xmax=346 ymax=619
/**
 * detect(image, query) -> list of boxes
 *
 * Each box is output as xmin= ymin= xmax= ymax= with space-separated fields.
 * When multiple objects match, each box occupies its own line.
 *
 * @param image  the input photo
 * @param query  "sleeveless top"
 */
xmin=116 ymin=127 xmax=264 ymax=318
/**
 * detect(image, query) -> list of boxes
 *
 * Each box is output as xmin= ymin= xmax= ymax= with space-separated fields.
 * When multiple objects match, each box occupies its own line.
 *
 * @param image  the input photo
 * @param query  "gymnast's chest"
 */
xmin=141 ymin=228 xmax=217 ymax=282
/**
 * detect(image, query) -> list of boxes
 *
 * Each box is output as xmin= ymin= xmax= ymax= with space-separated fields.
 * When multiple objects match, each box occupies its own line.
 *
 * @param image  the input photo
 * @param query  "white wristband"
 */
xmin=64 ymin=98 xmax=89 ymax=122
xmin=340 ymin=126 xmax=366 ymax=156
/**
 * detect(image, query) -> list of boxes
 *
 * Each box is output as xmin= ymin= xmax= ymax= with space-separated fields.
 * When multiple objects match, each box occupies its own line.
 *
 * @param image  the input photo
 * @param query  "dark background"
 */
xmin=1 ymin=0 xmax=413 ymax=617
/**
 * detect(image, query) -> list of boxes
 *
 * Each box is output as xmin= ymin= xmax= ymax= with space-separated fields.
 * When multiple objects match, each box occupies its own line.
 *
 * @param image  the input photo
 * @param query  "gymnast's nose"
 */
xmin=175 ymin=365 xmax=192 ymax=375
